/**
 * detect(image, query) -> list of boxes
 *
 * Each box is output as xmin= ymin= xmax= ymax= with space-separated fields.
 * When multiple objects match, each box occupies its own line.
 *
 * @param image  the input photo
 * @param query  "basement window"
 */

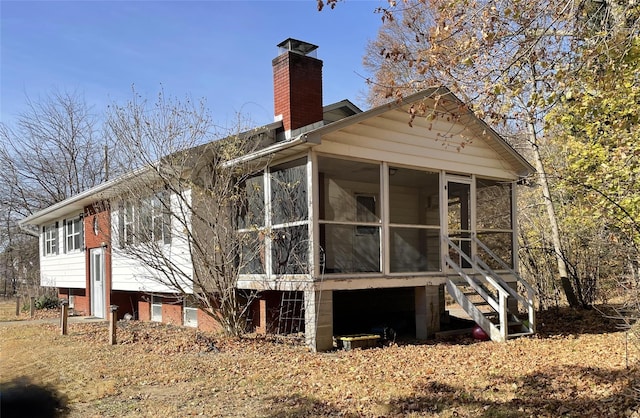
xmin=183 ymin=297 xmax=198 ymax=328
xmin=151 ymin=296 xmax=162 ymax=322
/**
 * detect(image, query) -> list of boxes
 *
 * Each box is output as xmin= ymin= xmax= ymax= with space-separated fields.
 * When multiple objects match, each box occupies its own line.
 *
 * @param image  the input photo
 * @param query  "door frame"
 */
xmin=443 ymin=174 xmax=475 ymax=270
xmin=90 ymin=247 xmax=106 ymax=318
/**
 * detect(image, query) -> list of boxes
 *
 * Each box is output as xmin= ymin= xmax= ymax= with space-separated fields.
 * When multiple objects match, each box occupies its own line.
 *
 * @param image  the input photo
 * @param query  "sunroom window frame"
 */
xmin=316 ymin=154 xmax=383 ymax=277
xmin=236 ymin=155 xmax=312 ymax=280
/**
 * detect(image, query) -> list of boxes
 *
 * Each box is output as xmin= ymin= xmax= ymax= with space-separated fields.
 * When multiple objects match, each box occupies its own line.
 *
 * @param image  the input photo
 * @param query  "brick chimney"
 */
xmin=273 ymin=38 xmax=323 ymax=135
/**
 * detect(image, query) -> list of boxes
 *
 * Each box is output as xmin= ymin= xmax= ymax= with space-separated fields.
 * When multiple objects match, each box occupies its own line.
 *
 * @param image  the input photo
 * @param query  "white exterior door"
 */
xmin=90 ymin=248 xmax=105 ymax=318
xmin=445 ymin=176 xmax=474 ymax=269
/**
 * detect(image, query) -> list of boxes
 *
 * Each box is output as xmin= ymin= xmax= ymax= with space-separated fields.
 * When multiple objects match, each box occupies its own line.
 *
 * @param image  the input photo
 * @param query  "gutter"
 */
xmin=19 ymin=164 xmax=155 ymax=227
xmin=221 ymin=134 xmax=317 ymax=168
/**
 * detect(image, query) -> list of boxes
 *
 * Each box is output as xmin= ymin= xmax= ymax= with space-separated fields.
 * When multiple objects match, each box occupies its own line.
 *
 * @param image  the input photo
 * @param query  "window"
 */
xmin=155 ymin=193 xmax=172 ymax=244
xmin=447 ymin=180 xmax=472 ymax=268
xmin=239 ymin=230 xmax=265 ymax=274
xmin=123 ymin=201 xmax=135 ymax=246
xmin=270 ymin=159 xmax=309 ymax=275
xmin=476 ymin=178 xmax=514 ymax=269
xmin=237 ymin=174 xmax=265 ymax=229
xmin=271 ymin=159 xmax=308 ymax=224
xmin=43 ymin=223 xmax=58 ymax=256
xmin=183 ymin=297 xmax=198 ymax=327
xmin=355 ymin=194 xmax=377 ymax=235
xmin=151 ymin=296 xmax=162 ymax=322
xmin=119 ymin=191 xmax=172 ymax=246
xmin=272 ymin=224 xmax=308 ymax=274
xmin=389 ymin=167 xmax=440 ymax=272
xmin=318 ymin=156 xmax=381 ymax=274
xmin=237 ymin=158 xmax=310 ymax=277
xmin=139 ymin=191 xmax=171 ymax=244
xmin=64 ymin=216 xmax=83 ymax=253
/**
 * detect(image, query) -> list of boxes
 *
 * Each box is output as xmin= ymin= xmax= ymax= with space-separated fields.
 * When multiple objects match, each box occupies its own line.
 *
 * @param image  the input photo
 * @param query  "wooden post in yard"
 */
xmin=30 ymin=296 xmax=35 ymax=318
xmin=109 ymin=305 xmax=118 ymax=345
xmin=15 ymin=295 xmax=20 ymax=316
xmin=60 ymin=300 xmax=69 ymax=335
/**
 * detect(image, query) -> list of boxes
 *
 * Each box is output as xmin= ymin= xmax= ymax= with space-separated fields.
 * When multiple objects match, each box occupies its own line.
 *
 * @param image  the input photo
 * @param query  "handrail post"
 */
xmin=499 ymin=290 xmax=508 ymax=341
xmin=527 ymin=288 xmax=535 ymax=333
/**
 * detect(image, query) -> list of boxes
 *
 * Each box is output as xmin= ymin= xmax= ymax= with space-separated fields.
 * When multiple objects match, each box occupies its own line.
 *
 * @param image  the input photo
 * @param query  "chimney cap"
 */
xmin=277 ymin=38 xmax=318 ymax=57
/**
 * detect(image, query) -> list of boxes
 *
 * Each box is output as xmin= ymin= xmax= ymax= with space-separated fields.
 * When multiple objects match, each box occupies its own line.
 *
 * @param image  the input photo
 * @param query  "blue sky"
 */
xmin=1 ymin=0 xmax=385 ymax=130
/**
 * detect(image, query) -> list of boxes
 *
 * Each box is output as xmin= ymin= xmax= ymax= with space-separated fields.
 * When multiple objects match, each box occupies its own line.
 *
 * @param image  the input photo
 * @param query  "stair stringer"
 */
xmin=445 ymin=278 xmax=505 ymax=342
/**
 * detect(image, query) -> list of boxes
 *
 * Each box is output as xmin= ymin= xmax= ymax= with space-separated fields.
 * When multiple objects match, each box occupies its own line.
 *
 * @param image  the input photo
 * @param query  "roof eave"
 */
xmin=19 ymin=164 xmax=156 ymax=226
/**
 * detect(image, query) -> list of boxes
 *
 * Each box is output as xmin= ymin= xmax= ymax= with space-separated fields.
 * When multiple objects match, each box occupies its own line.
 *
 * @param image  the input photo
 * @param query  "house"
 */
xmin=20 ymin=38 xmax=536 ymax=351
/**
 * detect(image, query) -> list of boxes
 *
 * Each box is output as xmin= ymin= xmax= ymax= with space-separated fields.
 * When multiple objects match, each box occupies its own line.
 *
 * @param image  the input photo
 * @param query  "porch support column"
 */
xmin=256 ymin=298 xmax=268 ymax=335
xmin=415 ymin=285 xmax=441 ymax=339
xmin=304 ymin=289 xmax=333 ymax=352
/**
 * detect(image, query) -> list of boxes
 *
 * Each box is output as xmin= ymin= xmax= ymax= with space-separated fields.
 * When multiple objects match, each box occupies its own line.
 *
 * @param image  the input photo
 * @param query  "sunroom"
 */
xmin=234 ymin=131 xmax=532 ymax=350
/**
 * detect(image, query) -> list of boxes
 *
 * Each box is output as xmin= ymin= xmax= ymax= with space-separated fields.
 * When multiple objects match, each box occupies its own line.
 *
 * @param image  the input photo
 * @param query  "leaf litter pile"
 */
xmin=1 ymin=307 xmax=639 ymax=417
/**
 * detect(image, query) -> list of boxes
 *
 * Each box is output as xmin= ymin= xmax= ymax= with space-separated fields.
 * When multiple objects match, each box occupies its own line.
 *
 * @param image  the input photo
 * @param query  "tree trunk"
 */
xmin=527 ymin=121 xmax=581 ymax=308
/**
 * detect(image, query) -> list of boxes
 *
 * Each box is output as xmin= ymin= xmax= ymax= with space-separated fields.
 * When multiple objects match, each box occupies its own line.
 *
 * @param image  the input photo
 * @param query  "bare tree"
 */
xmin=0 ymin=90 xmax=106 ymax=215
xmin=105 ymin=90 xmax=273 ymax=336
xmin=0 ymin=89 xmax=106 ymax=298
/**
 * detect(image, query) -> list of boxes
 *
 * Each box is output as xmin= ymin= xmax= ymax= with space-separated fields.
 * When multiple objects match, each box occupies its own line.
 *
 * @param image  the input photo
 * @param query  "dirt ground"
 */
xmin=1 ymin=301 xmax=639 ymax=417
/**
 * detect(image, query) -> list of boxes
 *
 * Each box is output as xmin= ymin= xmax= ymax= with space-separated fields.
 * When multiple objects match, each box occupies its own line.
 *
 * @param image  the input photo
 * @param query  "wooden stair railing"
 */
xmin=444 ymin=236 xmax=535 ymax=342
xmin=472 ymin=236 xmax=536 ymax=335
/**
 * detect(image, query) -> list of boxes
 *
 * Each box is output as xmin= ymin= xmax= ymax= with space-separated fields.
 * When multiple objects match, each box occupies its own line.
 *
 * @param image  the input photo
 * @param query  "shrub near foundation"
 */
xmin=34 ymin=295 xmax=61 ymax=310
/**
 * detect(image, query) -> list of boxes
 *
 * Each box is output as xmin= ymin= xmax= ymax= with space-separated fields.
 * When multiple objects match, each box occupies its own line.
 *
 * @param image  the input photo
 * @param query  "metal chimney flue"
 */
xmin=277 ymin=38 xmax=318 ymax=58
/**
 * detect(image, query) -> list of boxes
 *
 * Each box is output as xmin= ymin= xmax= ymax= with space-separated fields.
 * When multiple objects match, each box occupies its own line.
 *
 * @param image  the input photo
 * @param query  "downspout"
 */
xmin=18 ymin=221 xmax=39 ymax=238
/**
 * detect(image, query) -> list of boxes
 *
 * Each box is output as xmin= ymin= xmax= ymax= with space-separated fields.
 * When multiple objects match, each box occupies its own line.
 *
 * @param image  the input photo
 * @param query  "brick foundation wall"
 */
xmin=58 ymin=289 xmax=90 ymax=316
xmin=132 ymin=295 xmax=224 ymax=334
xmin=197 ymin=309 xmax=221 ymax=333
xmin=72 ymin=295 xmax=90 ymax=316
xmin=162 ymin=303 xmax=183 ymax=326
xmin=138 ymin=301 xmax=150 ymax=321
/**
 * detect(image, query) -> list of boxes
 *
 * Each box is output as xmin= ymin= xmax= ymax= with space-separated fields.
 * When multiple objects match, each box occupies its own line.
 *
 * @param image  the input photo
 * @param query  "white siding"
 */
xmin=40 ymin=222 xmax=85 ymax=289
xmin=110 ymin=189 xmax=193 ymax=294
xmin=315 ymin=109 xmax=520 ymax=180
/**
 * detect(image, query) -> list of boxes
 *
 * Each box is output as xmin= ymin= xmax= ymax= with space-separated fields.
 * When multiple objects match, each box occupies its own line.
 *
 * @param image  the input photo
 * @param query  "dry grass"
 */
xmin=0 ymin=297 xmax=22 ymax=321
xmin=1 ymin=301 xmax=639 ymax=418
xmin=0 ymin=296 xmax=59 ymax=322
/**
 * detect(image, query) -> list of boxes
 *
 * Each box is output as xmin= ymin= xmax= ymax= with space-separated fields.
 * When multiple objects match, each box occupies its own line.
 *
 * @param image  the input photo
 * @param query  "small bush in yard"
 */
xmin=34 ymin=295 xmax=61 ymax=310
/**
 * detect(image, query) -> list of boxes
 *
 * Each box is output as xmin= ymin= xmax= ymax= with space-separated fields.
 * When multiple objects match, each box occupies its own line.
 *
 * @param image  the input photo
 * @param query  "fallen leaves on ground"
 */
xmin=1 ymin=306 xmax=639 ymax=418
